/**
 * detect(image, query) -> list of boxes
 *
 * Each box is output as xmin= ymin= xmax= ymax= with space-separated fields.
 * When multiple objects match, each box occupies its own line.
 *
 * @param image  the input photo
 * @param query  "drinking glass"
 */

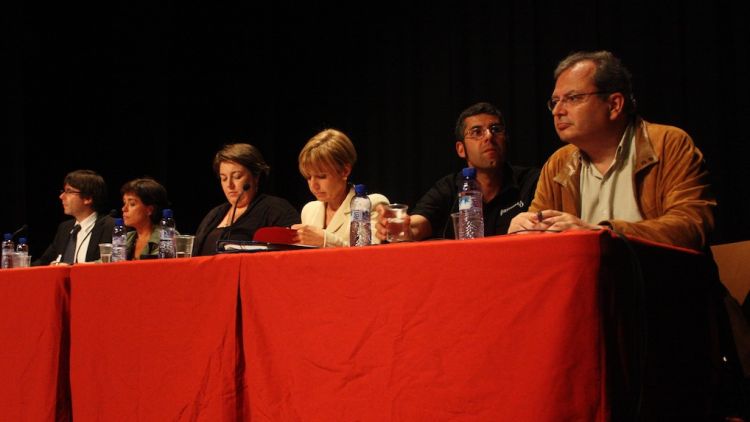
xmin=99 ymin=243 xmax=112 ymax=263
xmin=385 ymin=204 xmax=410 ymax=243
xmin=450 ymin=212 xmax=460 ymax=240
xmin=175 ymin=235 xmax=195 ymax=258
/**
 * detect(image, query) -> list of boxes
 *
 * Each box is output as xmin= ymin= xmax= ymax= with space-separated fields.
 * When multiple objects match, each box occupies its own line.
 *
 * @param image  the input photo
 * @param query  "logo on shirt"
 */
xmin=499 ymin=200 xmax=524 ymax=216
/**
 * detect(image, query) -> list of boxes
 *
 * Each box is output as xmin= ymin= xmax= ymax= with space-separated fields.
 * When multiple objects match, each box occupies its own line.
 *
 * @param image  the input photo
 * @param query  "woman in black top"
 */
xmin=193 ymin=143 xmax=299 ymax=256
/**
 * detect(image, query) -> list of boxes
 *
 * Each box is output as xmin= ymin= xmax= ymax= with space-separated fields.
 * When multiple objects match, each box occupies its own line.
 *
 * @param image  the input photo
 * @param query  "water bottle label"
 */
xmin=351 ymin=210 xmax=369 ymax=221
xmin=459 ymin=196 xmax=473 ymax=211
xmin=111 ymin=233 xmax=127 ymax=261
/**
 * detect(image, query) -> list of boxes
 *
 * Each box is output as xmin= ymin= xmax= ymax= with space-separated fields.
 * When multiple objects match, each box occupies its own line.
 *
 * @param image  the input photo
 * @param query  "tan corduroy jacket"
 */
xmin=530 ymin=118 xmax=716 ymax=251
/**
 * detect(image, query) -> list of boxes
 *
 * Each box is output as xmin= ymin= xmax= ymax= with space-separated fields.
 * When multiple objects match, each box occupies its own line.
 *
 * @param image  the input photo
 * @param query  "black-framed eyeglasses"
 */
xmin=547 ymin=91 xmax=610 ymax=111
xmin=60 ymin=189 xmax=82 ymax=195
xmin=464 ymin=123 xmax=505 ymax=140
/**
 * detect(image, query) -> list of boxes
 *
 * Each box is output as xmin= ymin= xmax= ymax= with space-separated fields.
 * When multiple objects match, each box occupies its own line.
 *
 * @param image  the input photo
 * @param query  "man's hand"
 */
xmin=374 ymin=203 xmax=413 ymax=242
xmin=508 ymin=210 xmax=602 ymax=234
xmin=51 ymin=261 xmax=71 ymax=266
xmin=541 ymin=210 xmax=602 ymax=231
xmin=374 ymin=203 xmax=388 ymax=241
xmin=508 ymin=210 xmax=549 ymax=234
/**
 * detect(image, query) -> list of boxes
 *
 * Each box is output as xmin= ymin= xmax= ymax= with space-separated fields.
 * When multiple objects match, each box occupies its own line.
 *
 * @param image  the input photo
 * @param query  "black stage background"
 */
xmin=4 ymin=2 xmax=749 ymax=258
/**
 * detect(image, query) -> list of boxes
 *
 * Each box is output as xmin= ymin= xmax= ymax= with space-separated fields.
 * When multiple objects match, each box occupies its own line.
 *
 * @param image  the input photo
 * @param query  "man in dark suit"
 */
xmin=33 ymin=169 xmax=115 ymax=266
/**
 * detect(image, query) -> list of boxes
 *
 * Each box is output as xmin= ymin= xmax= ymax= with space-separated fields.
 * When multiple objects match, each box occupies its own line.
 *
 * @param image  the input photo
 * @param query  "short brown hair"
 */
xmin=64 ymin=169 xmax=108 ymax=213
xmin=212 ymin=143 xmax=271 ymax=181
xmin=298 ymin=129 xmax=357 ymax=178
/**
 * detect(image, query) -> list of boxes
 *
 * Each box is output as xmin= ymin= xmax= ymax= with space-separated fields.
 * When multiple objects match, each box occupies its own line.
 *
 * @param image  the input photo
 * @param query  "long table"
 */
xmin=0 ymin=230 xmax=721 ymax=421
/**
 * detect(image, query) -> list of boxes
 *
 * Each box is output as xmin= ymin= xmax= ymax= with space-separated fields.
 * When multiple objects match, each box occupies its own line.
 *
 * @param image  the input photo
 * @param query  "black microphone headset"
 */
xmin=223 ymin=182 xmax=251 ymax=241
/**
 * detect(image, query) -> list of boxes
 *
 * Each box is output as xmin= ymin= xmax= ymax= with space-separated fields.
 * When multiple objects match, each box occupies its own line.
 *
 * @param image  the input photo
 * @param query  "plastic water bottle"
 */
xmin=16 ymin=237 xmax=29 ymax=256
xmin=158 ymin=209 xmax=176 ymax=258
xmin=1 ymin=233 xmax=14 ymax=269
xmin=111 ymin=218 xmax=128 ymax=262
xmin=349 ymin=184 xmax=371 ymax=247
xmin=15 ymin=237 xmax=29 ymax=267
xmin=457 ymin=167 xmax=484 ymax=239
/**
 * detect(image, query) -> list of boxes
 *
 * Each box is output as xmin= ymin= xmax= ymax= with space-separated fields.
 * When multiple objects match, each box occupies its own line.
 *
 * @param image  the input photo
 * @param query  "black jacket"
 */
xmin=33 ymin=214 xmax=115 ymax=266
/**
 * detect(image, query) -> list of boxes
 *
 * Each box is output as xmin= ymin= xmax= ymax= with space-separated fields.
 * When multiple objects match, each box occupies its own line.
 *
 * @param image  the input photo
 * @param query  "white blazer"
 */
xmin=300 ymin=187 xmax=389 ymax=247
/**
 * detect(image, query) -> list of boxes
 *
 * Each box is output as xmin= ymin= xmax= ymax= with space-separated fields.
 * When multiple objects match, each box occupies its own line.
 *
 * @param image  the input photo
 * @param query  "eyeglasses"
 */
xmin=464 ymin=123 xmax=505 ymax=140
xmin=547 ymin=91 xmax=610 ymax=111
xmin=60 ymin=189 xmax=82 ymax=195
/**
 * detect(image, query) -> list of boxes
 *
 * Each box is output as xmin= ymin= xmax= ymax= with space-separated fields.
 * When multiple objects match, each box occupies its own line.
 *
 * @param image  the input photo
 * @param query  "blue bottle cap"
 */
xmin=115 ymin=218 xmax=124 ymax=226
xmin=162 ymin=209 xmax=173 ymax=218
xmin=354 ymin=184 xmax=367 ymax=195
xmin=18 ymin=237 xmax=27 ymax=244
xmin=462 ymin=167 xmax=476 ymax=178
xmin=3 ymin=233 xmax=11 ymax=241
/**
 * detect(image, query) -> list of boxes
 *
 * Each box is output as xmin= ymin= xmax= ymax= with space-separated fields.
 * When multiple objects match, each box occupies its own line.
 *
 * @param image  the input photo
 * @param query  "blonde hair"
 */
xmin=298 ymin=129 xmax=357 ymax=178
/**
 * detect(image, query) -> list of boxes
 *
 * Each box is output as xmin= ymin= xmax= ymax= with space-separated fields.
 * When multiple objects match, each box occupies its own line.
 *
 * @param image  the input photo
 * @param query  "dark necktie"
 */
xmin=62 ymin=224 xmax=82 ymax=264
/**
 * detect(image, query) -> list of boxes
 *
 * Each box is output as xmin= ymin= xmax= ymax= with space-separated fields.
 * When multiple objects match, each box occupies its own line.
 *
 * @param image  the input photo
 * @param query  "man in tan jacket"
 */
xmin=508 ymin=51 xmax=715 ymax=251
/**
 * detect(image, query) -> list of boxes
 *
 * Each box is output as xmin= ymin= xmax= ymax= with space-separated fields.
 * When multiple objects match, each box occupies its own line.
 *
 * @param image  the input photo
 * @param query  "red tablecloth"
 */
xmin=0 ymin=230 xmax=722 ymax=421
xmin=0 ymin=266 xmax=71 ymax=421
xmin=240 ymin=232 xmax=608 ymax=421
xmin=69 ymin=255 xmax=241 ymax=420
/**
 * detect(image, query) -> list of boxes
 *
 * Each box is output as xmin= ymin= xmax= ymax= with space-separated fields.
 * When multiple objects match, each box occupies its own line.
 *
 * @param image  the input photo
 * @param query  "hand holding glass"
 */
xmin=385 ymin=204 xmax=410 ymax=243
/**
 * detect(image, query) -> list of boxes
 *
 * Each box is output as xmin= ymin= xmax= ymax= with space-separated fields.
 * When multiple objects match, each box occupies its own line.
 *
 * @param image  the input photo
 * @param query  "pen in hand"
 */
xmin=536 ymin=210 xmax=544 ymax=224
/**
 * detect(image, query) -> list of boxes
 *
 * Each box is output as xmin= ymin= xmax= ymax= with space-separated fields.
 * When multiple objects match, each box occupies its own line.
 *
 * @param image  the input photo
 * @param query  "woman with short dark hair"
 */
xmin=120 ymin=177 xmax=170 ymax=260
xmin=193 ymin=143 xmax=299 ymax=256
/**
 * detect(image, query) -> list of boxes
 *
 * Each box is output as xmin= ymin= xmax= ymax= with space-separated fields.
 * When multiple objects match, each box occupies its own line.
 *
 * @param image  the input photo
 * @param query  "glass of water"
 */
xmin=175 ymin=235 xmax=195 ymax=258
xmin=385 ymin=203 xmax=410 ymax=243
xmin=98 ymin=243 xmax=112 ymax=263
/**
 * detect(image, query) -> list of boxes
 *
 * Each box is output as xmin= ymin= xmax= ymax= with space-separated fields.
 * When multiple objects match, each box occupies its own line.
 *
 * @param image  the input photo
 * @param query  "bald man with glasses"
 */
xmin=508 ymin=50 xmax=716 ymax=251
xmin=34 ymin=169 xmax=115 ymax=266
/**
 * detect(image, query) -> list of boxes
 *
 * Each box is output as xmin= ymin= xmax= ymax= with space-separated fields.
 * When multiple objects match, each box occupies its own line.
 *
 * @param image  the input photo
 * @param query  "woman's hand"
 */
xmin=291 ymin=224 xmax=326 ymax=247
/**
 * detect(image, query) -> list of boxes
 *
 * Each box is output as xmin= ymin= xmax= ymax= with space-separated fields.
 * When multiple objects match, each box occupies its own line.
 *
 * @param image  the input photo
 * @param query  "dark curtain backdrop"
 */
xmin=4 ymin=2 xmax=749 ymax=258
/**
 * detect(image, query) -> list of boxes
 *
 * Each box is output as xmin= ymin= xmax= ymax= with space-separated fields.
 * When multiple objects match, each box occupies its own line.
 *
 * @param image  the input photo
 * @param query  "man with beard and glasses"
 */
xmin=376 ymin=102 xmax=540 ymax=241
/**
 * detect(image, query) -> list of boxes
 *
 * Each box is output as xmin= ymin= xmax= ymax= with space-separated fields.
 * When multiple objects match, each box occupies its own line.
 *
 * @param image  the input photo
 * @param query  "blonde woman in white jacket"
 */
xmin=293 ymin=129 xmax=388 ymax=247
